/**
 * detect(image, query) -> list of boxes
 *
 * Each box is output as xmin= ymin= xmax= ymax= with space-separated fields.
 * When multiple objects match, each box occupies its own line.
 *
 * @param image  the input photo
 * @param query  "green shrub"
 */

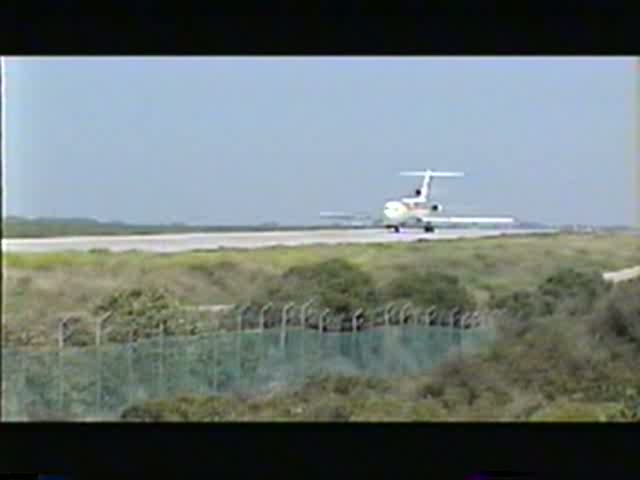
xmin=381 ymin=269 xmax=476 ymax=311
xmin=309 ymin=403 xmax=352 ymax=421
xmin=188 ymin=260 xmax=240 ymax=286
xmin=529 ymin=400 xmax=623 ymax=422
xmin=536 ymin=267 xmax=611 ymax=316
xmin=265 ymin=258 xmax=378 ymax=316
xmin=300 ymin=374 xmax=391 ymax=397
xmin=488 ymin=289 xmax=539 ymax=319
xmin=91 ymin=287 xmax=181 ymax=341
xmin=589 ymin=280 xmax=640 ymax=346
xmin=490 ymin=267 xmax=612 ymax=319
xmin=93 ymin=286 xmax=176 ymax=318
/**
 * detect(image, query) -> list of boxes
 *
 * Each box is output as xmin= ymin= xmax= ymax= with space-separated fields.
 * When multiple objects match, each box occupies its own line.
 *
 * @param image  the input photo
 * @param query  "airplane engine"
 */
xmin=431 ymin=203 xmax=443 ymax=212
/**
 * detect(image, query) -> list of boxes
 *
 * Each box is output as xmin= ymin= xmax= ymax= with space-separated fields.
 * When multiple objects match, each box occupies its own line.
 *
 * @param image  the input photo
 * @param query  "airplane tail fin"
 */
xmin=399 ymin=171 xmax=464 ymax=178
xmin=399 ymin=170 xmax=464 ymax=202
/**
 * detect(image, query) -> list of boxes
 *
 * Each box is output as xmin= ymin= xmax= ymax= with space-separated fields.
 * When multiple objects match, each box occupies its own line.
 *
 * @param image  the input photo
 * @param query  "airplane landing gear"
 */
xmin=386 ymin=225 xmax=400 ymax=233
xmin=423 ymin=224 xmax=435 ymax=233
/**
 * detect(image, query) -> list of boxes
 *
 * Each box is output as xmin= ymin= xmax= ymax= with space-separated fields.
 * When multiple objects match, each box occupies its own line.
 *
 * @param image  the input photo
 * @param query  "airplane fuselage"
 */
xmin=321 ymin=168 xmax=514 ymax=234
xmin=383 ymin=200 xmax=434 ymax=229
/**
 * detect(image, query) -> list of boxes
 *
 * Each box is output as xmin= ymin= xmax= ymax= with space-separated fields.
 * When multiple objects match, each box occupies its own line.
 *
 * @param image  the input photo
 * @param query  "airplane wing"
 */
xmin=420 ymin=216 xmax=516 ymax=225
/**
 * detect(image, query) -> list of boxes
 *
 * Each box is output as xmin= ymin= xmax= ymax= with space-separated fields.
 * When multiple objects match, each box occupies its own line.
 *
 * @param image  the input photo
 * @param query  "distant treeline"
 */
xmin=1 ymin=216 xmax=373 ymax=238
xmin=1 ymin=215 xmax=563 ymax=239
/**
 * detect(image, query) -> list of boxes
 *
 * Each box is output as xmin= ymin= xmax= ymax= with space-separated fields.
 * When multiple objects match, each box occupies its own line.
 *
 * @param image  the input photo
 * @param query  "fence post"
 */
xmin=237 ymin=304 xmax=250 ymax=332
xmin=470 ymin=311 xmax=478 ymax=329
xmin=259 ymin=303 xmax=272 ymax=332
xmin=95 ymin=311 xmax=111 ymax=417
xmin=399 ymin=303 xmax=413 ymax=325
xmin=467 ymin=311 xmax=476 ymax=329
xmin=435 ymin=308 xmax=443 ymax=327
xmin=459 ymin=311 xmax=467 ymax=329
xmin=300 ymin=299 xmax=315 ymax=329
xmin=429 ymin=308 xmax=438 ymax=327
xmin=384 ymin=302 xmax=395 ymax=327
xmin=300 ymin=300 xmax=314 ymax=382
xmin=280 ymin=302 xmax=294 ymax=349
xmin=257 ymin=303 xmax=271 ymax=386
xmin=212 ymin=329 xmax=218 ymax=394
xmin=319 ymin=308 xmax=330 ymax=334
xmin=352 ymin=308 xmax=363 ymax=333
xmin=235 ymin=305 xmax=250 ymax=389
xmin=159 ymin=320 xmax=166 ymax=397
xmin=127 ymin=327 xmax=134 ymax=404
xmin=57 ymin=317 xmax=70 ymax=413
xmin=424 ymin=306 xmax=435 ymax=327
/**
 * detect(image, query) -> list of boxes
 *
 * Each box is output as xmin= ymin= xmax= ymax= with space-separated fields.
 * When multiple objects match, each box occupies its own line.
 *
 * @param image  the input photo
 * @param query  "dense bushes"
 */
xmin=93 ymin=287 xmax=177 ymax=319
xmin=253 ymin=259 xmax=480 ymax=318
xmin=536 ymin=267 xmax=611 ymax=315
xmin=261 ymin=258 xmax=378 ymax=316
xmin=91 ymin=287 xmax=183 ymax=342
xmin=589 ymin=279 xmax=640 ymax=346
xmin=117 ymin=274 xmax=640 ymax=422
xmin=381 ymin=269 xmax=477 ymax=312
xmin=489 ymin=267 xmax=611 ymax=319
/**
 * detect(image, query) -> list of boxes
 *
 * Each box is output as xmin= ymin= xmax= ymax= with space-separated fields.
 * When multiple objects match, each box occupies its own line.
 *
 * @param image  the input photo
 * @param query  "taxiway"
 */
xmin=1 ymin=228 xmax=557 ymax=253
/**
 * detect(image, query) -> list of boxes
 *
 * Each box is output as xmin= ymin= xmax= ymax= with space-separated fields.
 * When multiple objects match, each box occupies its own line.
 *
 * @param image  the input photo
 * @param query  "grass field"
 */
xmin=3 ymin=232 xmax=639 ymax=350
xmin=4 ymin=231 xmax=640 ymax=421
xmin=120 ymin=278 xmax=640 ymax=422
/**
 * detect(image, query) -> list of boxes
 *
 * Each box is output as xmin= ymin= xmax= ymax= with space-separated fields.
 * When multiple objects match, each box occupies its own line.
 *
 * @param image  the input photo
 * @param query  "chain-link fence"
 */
xmin=2 ymin=303 xmax=504 ymax=421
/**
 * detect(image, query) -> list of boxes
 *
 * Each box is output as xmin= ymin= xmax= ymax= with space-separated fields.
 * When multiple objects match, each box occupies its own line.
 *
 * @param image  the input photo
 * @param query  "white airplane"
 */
xmin=321 ymin=169 xmax=516 ymax=233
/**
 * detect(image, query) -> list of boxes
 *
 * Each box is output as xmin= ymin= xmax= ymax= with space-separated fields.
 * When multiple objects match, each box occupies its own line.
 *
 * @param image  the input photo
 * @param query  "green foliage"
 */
xmin=188 ymin=260 xmax=240 ymax=285
xmin=93 ymin=286 xmax=177 ymax=319
xmin=535 ymin=267 xmax=611 ymax=315
xmin=120 ymin=395 xmax=239 ymax=422
xmin=488 ymin=289 xmax=539 ymax=319
xmin=266 ymin=258 xmax=378 ymax=316
xmin=489 ymin=267 xmax=612 ymax=319
xmin=297 ymin=374 xmax=392 ymax=398
xmin=529 ymin=400 xmax=624 ymax=422
xmin=589 ymin=279 xmax=640 ymax=346
xmin=91 ymin=287 xmax=182 ymax=341
xmin=119 ymin=278 xmax=640 ymax=422
xmin=381 ymin=269 xmax=476 ymax=311
xmin=2 ymin=215 xmax=370 ymax=239
xmin=5 ymin=233 xmax=639 ymax=350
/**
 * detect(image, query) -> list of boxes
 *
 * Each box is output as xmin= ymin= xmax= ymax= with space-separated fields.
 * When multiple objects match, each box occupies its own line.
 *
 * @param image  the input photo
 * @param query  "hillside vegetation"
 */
xmin=1 ymin=216 xmax=362 ymax=238
xmin=3 ymin=233 xmax=639 ymax=349
xmin=121 ymin=277 xmax=640 ymax=422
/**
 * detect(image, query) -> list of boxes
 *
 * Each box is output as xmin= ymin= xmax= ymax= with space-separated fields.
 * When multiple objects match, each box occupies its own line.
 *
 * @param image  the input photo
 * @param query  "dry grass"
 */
xmin=120 ymin=278 xmax=640 ymax=422
xmin=3 ymin=232 xmax=639 ymax=350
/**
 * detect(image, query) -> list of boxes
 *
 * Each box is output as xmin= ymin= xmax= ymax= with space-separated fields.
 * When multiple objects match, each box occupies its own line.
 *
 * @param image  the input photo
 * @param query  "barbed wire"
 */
xmin=41 ymin=301 xmax=504 ymax=350
xmin=1 ymin=301 xmax=505 ymax=421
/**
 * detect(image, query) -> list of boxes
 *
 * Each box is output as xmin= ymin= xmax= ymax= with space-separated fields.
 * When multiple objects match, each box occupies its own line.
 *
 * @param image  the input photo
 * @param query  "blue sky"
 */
xmin=4 ymin=57 xmax=636 ymax=225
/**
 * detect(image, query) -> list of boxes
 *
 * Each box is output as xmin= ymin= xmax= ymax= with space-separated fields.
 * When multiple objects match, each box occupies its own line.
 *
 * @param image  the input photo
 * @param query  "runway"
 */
xmin=2 ymin=228 xmax=556 ymax=253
